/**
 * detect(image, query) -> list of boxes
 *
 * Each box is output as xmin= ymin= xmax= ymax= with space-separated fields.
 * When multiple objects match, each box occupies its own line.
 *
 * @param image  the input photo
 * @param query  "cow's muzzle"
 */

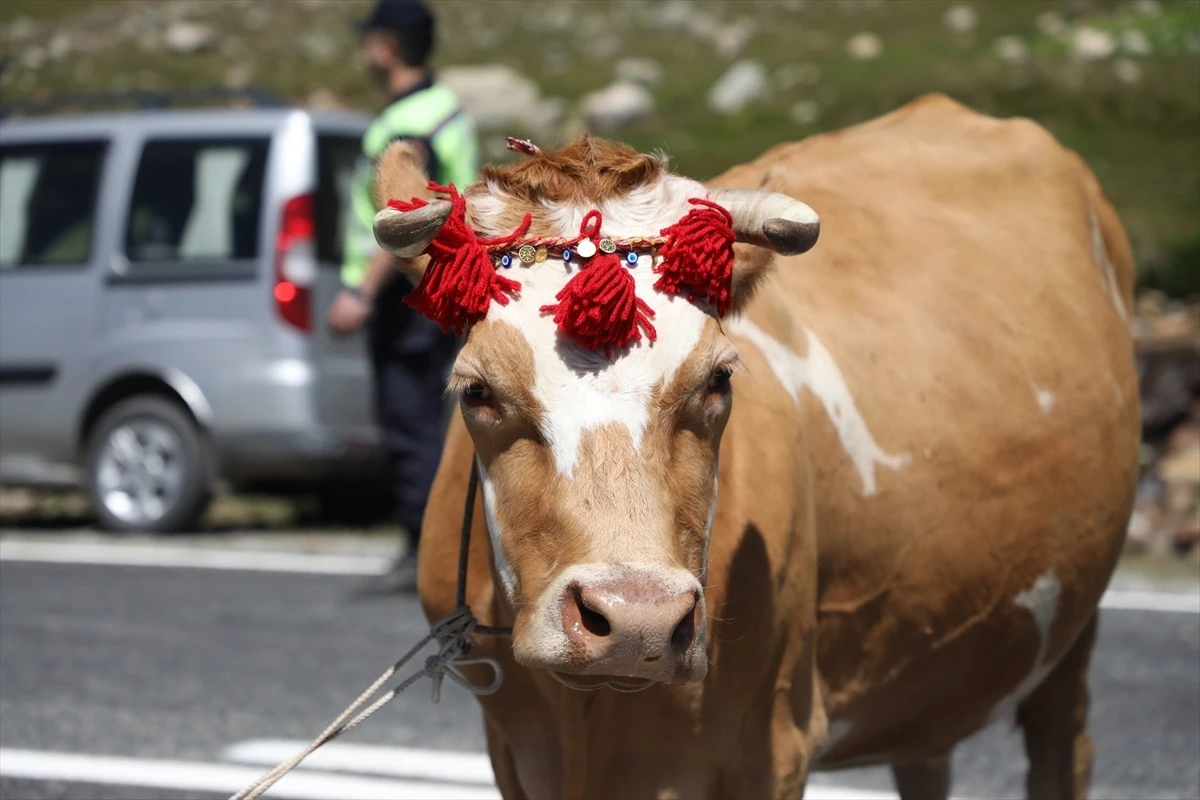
xmin=515 ymin=564 xmax=708 ymax=686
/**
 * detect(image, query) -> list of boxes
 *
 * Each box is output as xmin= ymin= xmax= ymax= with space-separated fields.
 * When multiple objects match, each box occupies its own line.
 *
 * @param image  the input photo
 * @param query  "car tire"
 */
xmin=84 ymin=396 xmax=213 ymax=533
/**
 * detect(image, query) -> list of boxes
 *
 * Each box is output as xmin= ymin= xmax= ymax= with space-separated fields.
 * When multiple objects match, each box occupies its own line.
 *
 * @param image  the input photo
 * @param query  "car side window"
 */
xmin=124 ymin=138 xmax=268 ymax=264
xmin=315 ymin=135 xmax=362 ymax=267
xmin=0 ymin=141 xmax=107 ymax=270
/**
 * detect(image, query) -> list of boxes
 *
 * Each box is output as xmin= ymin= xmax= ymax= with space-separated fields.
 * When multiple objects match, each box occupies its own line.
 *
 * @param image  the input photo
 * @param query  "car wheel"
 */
xmin=84 ymin=396 xmax=213 ymax=533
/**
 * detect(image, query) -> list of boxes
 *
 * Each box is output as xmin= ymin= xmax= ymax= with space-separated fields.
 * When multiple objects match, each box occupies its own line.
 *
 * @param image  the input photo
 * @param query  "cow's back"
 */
xmin=710 ymin=93 xmax=1140 ymax=765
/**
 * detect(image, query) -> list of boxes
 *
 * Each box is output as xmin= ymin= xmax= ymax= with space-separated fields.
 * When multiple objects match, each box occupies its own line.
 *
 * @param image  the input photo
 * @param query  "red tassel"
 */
xmin=388 ymin=183 xmax=530 ymax=335
xmin=540 ymin=211 xmax=656 ymax=356
xmin=654 ymin=198 xmax=736 ymax=316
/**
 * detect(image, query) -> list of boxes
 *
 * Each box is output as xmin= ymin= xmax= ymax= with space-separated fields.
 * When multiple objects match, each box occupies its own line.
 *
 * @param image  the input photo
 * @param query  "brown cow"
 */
xmin=372 ymin=94 xmax=1139 ymax=800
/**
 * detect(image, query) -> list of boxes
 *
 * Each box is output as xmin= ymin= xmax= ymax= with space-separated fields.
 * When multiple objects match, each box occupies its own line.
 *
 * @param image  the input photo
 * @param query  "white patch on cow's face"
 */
xmin=480 ymin=175 xmax=715 ymax=477
xmin=727 ymin=317 xmax=909 ymax=496
xmin=986 ymin=568 xmax=1063 ymax=726
xmin=1089 ymin=208 xmax=1127 ymax=320
xmin=476 ymin=458 xmax=517 ymax=599
xmin=1032 ymin=382 xmax=1055 ymax=414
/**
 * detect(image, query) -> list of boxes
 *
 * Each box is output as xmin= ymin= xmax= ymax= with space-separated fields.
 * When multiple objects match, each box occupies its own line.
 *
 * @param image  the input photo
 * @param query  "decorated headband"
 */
xmin=388 ymin=183 xmax=736 ymax=356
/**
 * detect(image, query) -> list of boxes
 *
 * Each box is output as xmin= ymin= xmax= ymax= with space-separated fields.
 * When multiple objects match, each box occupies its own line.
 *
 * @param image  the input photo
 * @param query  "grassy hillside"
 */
xmin=2 ymin=0 xmax=1197 ymax=294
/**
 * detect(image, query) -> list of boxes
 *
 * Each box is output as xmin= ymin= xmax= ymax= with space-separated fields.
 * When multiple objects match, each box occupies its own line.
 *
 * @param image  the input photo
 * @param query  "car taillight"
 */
xmin=274 ymin=194 xmax=316 ymax=333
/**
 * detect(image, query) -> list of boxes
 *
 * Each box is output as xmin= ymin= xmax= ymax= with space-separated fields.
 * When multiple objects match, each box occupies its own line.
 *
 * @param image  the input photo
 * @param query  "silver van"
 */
xmin=0 ymin=95 xmax=388 ymax=532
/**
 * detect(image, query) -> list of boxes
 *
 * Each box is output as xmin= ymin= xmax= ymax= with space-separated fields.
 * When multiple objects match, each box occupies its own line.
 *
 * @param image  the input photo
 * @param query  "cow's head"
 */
xmin=373 ymin=136 xmax=817 ymax=690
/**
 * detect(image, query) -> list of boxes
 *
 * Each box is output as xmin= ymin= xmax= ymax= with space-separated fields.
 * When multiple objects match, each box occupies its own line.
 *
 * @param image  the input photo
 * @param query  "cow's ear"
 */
xmin=729 ymin=243 xmax=775 ymax=315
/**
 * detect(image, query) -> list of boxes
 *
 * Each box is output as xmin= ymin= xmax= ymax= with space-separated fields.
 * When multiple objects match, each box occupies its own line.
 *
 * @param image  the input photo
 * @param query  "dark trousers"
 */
xmin=367 ymin=282 xmax=458 ymax=544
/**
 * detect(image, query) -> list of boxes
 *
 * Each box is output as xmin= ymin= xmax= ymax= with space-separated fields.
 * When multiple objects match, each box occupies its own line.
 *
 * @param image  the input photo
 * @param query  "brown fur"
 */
xmin=480 ymin=133 xmax=667 ymax=207
xmin=416 ymin=94 xmax=1138 ymax=799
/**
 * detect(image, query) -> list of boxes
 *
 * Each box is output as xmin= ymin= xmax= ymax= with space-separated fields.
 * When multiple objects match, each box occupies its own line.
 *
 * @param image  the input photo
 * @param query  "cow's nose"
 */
xmin=560 ymin=579 xmax=701 ymax=679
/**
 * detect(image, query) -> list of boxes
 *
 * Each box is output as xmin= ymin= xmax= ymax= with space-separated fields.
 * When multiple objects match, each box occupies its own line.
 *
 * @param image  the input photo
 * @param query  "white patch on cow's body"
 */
xmin=986 ymin=569 xmax=1063 ymax=726
xmin=476 ymin=458 xmax=517 ymax=600
xmin=481 ymin=176 xmax=714 ymax=477
xmin=817 ymin=718 xmax=855 ymax=758
xmin=727 ymin=317 xmax=909 ymax=496
xmin=1032 ymin=383 xmax=1055 ymax=414
xmin=1089 ymin=208 xmax=1127 ymax=320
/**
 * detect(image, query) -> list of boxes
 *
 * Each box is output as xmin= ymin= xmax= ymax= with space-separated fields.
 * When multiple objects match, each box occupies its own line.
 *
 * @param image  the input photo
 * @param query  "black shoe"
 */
xmin=355 ymin=550 xmax=419 ymax=595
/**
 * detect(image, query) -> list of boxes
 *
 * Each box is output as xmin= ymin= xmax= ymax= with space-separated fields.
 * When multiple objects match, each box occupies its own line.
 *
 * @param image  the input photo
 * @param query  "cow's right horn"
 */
xmin=709 ymin=189 xmax=820 ymax=256
xmin=372 ymin=201 xmax=453 ymax=259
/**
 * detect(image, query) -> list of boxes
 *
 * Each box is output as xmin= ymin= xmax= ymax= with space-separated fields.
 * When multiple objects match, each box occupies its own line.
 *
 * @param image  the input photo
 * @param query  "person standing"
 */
xmin=327 ymin=0 xmax=478 ymax=593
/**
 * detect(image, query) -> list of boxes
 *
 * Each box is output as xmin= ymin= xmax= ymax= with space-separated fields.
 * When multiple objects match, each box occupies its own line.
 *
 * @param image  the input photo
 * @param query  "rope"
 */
xmin=228 ymin=458 xmax=510 ymax=800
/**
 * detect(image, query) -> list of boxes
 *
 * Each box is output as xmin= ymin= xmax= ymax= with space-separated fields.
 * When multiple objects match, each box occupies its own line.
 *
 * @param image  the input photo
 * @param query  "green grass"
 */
xmin=1 ymin=0 xmax=1198 ymax=292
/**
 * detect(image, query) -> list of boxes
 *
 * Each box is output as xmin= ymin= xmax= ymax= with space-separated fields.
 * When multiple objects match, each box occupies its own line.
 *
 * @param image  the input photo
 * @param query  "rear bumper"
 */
xmin=215 ymin=429 xmax=387 ymax=487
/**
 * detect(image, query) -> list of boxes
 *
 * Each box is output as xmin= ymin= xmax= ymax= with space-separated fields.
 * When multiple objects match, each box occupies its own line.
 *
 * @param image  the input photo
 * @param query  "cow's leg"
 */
xmin=890 ymin=755 xmax=951 ymax=800
xmin=1016 ymin=614 xmax=1099 ymax=800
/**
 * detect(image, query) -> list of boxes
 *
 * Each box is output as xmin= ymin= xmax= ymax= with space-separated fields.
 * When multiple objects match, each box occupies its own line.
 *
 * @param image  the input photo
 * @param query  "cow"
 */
xmin=370 ymin=93 xmax=1139 ymax=800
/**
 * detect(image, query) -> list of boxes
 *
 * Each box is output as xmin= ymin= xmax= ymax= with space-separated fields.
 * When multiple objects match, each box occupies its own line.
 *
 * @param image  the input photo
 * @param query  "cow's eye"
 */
xmin=462 ymin=381 xmax=493 ymax=404
xmin=707 ymin=366 xmax=734 ymax=393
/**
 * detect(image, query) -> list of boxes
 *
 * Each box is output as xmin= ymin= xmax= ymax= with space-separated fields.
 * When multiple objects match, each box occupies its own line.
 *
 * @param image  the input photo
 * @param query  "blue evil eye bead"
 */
xmin=625 ymin=251 xmax=639 ymax=266
xmin=562 ymin=248 xmax=573 ymax=263
xmin=500 ymin=253 xmax=512 ymax=268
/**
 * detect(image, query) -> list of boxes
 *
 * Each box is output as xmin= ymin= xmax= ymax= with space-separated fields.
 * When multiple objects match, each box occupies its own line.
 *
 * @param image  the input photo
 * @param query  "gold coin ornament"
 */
xmin=517 ymin=244 xmax=537 ymax=264
xmin=534 ymin=246 xmax=549 ymax=262
xmin=598 ymin=238 xmax=617 ymax=254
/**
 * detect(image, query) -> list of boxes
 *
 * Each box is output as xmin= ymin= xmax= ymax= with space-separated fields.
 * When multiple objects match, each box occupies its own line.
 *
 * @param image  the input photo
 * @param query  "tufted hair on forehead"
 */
xmin=479 ymin=133 xmax=669 ymax=206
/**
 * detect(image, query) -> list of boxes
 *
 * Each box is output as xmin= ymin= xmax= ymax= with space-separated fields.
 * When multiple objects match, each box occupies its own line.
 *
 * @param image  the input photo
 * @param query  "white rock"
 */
xmin=47 ymin=32 xmax=72 ymax=61
xmin=224 ymin=63 xmax=253 ymax=89
xmin=440 ymin=64 xmax=557 ymax=134
xmin=164 ymin=21 xmax=214 ymax=54
xmin=1071 ymin=26 xmax=1116 ymax=61
xmin=943 ymin=4 xmax=978 ymax=34
xmin=583 ymin=35 xmax=623 ymax=61
xmin=19 ymin=46 xmax=46 ymax=71
xmin=614 ymin=57 xmax=663 ymax=87
xmin=7 ymin=17 xmax=37 ymax=42
xmin=1035 ymin=11 xmax=1065 ymax=37
xmin=713 ymin=19 xmax=755 ymax=59
xmin=579 ymin=81 xmax=654 ymax=132
xmin=1120 ymin=29 xmax=1152 ymax=56
xmin=1133 ymin=0 xmax=1161 ymax=17
xmin=775 ymin=63 xmax=821 ymax=90
xmin=994 ymin=35 xmax=1029 ymax=65
xmin=655 ymin=0 xmax=692 ymax=31
xmin=846 ymin=32 xmax=883 ymax=61
xmin=789 ymin=99 xmax=822 ymax=126
xmin=707 ymin=60 xmax=769 ymax=115
xmin=1113 ymin=57 xmax=1142 ymax=85
xmin=299 ymin=32 xmax=338 ymax=64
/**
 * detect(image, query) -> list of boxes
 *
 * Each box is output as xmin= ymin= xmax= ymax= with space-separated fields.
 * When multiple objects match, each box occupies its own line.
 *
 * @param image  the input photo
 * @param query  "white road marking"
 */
xmin=1100 ymin=590 xmax=1200 ymax=615
xmin=0 ymin=539 xmax=391 ymax=575
xmin=0 ymin=748 xmax=500 ymax=800
xmin=2 ymin=539 xmax=1196 ymax=614
xmin=0 ymin=745 xmax=904 ymax=800
xmin=224 ymin=738 xmax=496 ymax=785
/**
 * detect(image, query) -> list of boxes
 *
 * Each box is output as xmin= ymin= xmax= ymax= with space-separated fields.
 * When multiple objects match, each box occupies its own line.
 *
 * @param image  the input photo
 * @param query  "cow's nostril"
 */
xmin=574 ymin=586 xmax=611 ymax=637
xmin=670 ymin=596 xmax=699 ymax=652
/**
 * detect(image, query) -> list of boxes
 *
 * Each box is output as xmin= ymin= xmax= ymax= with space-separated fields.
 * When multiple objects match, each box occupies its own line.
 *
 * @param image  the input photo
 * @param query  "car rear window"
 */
xmin=124 ymin=138 xmax=268 ymax=264
xmin=315 ymin=135 xmax=363 ymax=267
xmin=0 ymin=141 xmax=107 ymax=269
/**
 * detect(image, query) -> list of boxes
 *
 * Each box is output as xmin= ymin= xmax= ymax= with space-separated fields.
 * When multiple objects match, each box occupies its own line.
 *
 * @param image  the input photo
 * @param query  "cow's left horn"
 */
xmin=708 ymin=189 xmax=820 ymax=256
xmin=372 ymin=201 xmax=453 ymax=259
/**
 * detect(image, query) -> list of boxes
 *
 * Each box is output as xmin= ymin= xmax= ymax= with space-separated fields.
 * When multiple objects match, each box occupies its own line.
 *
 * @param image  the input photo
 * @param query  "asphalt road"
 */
xmin=0 ymin=540 xmax=1197 ymax=800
